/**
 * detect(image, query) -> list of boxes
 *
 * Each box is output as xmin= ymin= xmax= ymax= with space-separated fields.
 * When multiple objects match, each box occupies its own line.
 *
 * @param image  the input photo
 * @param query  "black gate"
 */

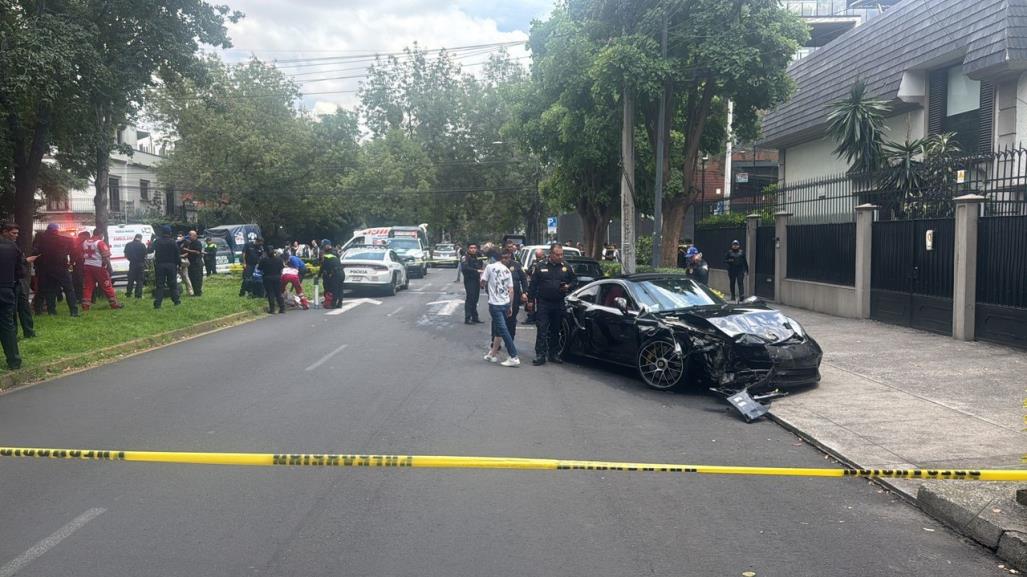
xmin=871 ymin=218 xmax=954 ymax=335
xmin=755 ymin=226 xmax=775 ymax=299
xmin=975 ymin=215 xmax=1027 ymax=349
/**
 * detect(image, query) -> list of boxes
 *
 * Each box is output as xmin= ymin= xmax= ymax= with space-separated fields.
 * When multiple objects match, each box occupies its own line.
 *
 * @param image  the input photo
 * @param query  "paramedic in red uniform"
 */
xmin=80 ymin=229 xmax=123 ymax=310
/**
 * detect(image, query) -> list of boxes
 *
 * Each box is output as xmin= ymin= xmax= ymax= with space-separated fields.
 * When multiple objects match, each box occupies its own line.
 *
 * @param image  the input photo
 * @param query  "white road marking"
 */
xmin=426 ymin=299 xmax=463 ymax=316
xmin=305 ymin=344 xmax=349 ymax=372
xmin=324 ymin=298 xmax=383 ymax=316
xmin=386 ymin=306 xmax=404 ymax=317
xmin=0 ymin=508 xmax=106 ymax=577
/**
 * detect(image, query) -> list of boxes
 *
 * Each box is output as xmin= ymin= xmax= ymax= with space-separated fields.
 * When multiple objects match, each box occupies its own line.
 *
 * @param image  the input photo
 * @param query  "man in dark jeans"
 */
xmin=239 ymin=237 xmax=264 ymax=297
xmin=152 ymin=226 xmax=181 ymax=308
xmin=124 ymin=233 xmax=148 ymax=299
xmin=0 ymin=226 xmax=23 ymax=369
xmin=1 ymin=223 xmax=34 ymax=338
xmin=184 ymin=230 xmax=204 ymax=296
xmin=461 ymin=242 xmax=483 ymax=324
xmin=33 ymin=224 xmax=78 ymax=317
xmin=724 ymin=240 xmax=749 ymax=302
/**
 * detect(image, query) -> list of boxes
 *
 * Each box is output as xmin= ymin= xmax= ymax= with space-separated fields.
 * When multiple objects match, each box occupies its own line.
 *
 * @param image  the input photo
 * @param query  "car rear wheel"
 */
xmin=402 ymin=274 xmax=409 ymax=290
xmin=385 ymin=274 xmax=397 ymax=296
xmin=637 ymin=339 xmax=685 ymax=391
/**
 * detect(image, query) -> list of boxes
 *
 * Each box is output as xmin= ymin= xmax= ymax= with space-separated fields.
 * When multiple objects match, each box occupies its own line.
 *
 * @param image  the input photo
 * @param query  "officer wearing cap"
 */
xmin=684 ymin=246 xmax=709 ymax=285
xmin=528 ymin=243 xmax=576 ymax=366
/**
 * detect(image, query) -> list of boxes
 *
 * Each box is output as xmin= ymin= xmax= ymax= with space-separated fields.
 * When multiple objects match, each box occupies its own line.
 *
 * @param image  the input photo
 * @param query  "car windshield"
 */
xmin=436 ymin=244 xmax=454 ymax=251
xmin=343 ymin=250 xmax=385 ymax=261
xmin=388 ymin=238 xmax=420 ymax=251
xmin=569 ymin=262 xmax=601 ymax=277
xmin=630 ymin=277 xmax=723 ymax=312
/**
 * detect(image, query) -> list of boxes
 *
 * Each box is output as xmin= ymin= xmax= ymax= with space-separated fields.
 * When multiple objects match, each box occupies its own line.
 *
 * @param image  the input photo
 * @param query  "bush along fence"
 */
xmin=690 ymin=147 xmax=1027 ymax=349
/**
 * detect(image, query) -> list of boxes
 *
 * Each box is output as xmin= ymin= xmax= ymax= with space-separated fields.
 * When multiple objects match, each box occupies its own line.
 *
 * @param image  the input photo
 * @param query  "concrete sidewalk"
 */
xmin=768 ymin=305 xmax=1027 ymax=569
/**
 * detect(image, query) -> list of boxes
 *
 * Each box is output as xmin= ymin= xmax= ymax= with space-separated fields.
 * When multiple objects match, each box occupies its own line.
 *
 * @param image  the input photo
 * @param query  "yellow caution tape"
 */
xmin=1 ymin=447 xmax=1024 ymax=481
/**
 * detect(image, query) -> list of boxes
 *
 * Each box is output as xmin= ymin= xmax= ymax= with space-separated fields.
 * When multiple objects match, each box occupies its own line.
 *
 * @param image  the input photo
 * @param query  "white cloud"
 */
xmin=218 ymin=0 xmax=546 ymax=113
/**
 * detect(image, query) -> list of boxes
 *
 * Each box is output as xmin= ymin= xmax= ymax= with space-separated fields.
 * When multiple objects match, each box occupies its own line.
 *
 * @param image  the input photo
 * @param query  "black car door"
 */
xmin=591 ymin=282 xmax=639 ymax=365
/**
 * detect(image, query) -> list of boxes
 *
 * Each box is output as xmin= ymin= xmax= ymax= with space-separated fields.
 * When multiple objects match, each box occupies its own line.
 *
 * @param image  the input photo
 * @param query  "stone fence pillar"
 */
xmin=854 ymin=204 xmax=877 ymax=319
xmin=773 ymin=211 xmax=791 ymax=303
xmin=745 ymin=214 xmax=759 ymax=299
xmin=952 ymin=194 xmax=985 ymax=341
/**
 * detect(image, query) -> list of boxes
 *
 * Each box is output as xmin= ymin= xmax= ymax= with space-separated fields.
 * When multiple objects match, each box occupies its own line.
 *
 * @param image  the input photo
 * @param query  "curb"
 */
xmin=0 ymin=310 xmax=261 ymax=392
xmin=768 ymin=410 xmax=1027 ymax=571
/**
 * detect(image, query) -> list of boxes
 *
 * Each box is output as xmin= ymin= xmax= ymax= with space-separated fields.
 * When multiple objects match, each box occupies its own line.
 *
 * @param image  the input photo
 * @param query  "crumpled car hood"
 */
xmin=668 ymin=307 xmax=799 ymax=343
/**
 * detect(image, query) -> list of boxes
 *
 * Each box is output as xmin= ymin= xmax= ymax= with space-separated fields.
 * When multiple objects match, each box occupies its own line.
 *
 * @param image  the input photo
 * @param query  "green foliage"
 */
xmin=879 ymin=132 xmax=963 ymax=218
xmin=827 ymin=80 xmax=891 ymax=173
xmin=697 ymin=210 xmax=772 ymax=229
xmin=557 ymin=0 xmax=807 ymax=262
xmin=635 ymin=234 xmax=654 ymax=267
xmin=152 ymin=58 xmax=358 ymax=243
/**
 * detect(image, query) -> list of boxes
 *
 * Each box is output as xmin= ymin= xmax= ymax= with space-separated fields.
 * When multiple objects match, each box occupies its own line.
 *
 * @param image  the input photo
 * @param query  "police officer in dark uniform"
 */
xmin=152 ymin=225 xmax=181 ymax=308
xmin=1 ymin=223 xmax=34 ymax=339
xmin=34 ymin=223 xmax=79 ymax=317
xmin=461 ymin=242 xmax=484 ymax=324
xmin=239 ymin=237 xmax=264 ymax=297
xmin=317 ymin=239 xmax=345 ymax=309
xmin=124 ymin=233 xmax=148 ymax=299
xmin=528 ymin=243 xmax=576 ymax=366
xmin=0 ymin=224 xmax=23 ymax=369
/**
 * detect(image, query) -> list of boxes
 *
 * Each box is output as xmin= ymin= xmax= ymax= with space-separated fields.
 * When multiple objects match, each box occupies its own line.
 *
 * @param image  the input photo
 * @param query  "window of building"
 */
xmin=139 ymin=179 xmax=149 ymax=201
xmin=108 ymin=176 xmax=121 ymax=211
xmin=165 ymin=187 xmax=176 ymax=217
xmin=46 ymin=194 xmax=69 ymax=212
xmin=928 ymin=66 xmax=993 ymax=153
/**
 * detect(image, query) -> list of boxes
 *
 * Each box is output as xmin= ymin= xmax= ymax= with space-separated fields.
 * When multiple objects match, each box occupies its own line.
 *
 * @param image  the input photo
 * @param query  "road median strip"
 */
xmin=0 ymin=447 xmax=1024 ymax=481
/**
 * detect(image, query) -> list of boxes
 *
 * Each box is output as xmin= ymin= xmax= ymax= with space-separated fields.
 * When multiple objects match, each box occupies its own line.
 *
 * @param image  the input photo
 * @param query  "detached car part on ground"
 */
xmin=558 ymin=274 xmax=822 ymax=418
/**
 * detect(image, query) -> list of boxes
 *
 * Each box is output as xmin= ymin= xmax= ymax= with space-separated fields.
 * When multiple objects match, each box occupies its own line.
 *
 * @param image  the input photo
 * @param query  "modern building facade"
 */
xmin=764 ymin=0 xmax=1027 ymax=185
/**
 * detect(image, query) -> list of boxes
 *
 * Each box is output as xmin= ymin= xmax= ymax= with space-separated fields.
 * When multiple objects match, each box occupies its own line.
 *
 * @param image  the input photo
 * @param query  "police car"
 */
xmin=340 ymin=246 xmax=409 ymax=296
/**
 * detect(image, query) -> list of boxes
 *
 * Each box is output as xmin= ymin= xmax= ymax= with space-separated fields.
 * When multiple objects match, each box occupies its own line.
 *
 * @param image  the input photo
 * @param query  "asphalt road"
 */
xmin=0 ymin=273 xmax=1005 ymax=576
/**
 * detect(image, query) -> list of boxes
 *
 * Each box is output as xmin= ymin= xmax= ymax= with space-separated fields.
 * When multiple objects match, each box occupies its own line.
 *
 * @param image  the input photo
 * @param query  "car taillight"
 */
xmin=370 ymin=265 xmax=388 ymax=271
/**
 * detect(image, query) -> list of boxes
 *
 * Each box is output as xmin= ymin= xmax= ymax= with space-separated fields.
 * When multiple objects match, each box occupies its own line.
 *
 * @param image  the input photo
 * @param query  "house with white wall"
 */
xmin=762 ymin=0 xmax=1027 ymax=190
xmin=37 ymin=125 xmax=181 ymax=231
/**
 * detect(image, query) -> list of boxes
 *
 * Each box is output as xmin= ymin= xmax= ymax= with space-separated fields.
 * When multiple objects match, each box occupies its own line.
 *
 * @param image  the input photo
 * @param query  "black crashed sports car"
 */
xmin=558 ymin=273 xmax=822 ymax=392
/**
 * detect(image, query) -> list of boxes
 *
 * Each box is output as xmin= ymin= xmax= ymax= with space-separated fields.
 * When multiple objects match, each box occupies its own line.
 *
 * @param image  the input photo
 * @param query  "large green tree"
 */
xmin=152 ymin=59 xmax=359 ymax=242
xmin=1 ymin=0 xmax=95 ymax=249
xmin=509 ymin=9 xmax=620 ymax=258
xmin=76 ymin=0 xmax=238 ymax=234
xmin=576 ymin=0 xmax=807 ymax=263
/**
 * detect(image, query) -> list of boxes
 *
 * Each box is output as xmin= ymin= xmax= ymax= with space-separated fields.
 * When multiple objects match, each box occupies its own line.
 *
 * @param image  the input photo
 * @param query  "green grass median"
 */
xmin=4 ymin=276 xmax=267 ymax=381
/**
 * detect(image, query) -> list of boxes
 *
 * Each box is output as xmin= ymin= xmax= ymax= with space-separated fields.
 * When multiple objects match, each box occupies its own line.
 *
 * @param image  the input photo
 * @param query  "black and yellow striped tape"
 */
xmin=1 ymin=448 xmax=1024 ymax=481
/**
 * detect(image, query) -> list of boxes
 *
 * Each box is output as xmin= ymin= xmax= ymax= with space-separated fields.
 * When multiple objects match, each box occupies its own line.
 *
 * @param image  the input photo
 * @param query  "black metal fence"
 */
xmin=696 ymin=147 xmax=1027 ymax=226
xmin=786 ymin=223 xmax=856 ymax=286
xmin=977 ymin=215 xmax=1027 ymax=308
xmin=694 ymin=226 xmax=746 ymax=270
xmin=754 ymin=225 xmax=775 ymax=299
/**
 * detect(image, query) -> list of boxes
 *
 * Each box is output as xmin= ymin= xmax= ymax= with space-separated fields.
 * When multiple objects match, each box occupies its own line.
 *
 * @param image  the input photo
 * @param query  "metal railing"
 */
xmin=695 ymin=147 xmax=1027 ymax=226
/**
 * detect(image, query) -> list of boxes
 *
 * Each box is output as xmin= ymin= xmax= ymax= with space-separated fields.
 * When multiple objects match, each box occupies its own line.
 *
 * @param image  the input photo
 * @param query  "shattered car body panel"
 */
xmin=560 ymin=274 xmax=823 ymax=397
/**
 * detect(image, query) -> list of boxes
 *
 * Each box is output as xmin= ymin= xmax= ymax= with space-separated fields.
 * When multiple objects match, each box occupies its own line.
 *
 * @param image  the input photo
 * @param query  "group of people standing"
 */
xmin=461 ymin=241 xmax=576 ymax=368
xmin=237 ymin=237 xmax=343 ymax=314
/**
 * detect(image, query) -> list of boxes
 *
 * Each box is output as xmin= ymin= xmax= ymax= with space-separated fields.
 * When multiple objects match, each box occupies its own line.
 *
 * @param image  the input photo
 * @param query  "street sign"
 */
xmin=736 ymin=172 xmax=749 ymax=184
xmin=547 ymin=216 xmax=557 ymax=234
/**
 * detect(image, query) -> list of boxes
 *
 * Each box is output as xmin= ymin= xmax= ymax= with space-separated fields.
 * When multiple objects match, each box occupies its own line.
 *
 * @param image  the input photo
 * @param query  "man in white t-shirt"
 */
xmin=480 ymin=249 xmax=520 ymax=367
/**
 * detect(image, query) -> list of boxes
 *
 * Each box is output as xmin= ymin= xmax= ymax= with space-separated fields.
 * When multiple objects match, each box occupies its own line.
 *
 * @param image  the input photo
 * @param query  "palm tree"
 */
xmin=826 ymin=79 xmax=891 ymax=174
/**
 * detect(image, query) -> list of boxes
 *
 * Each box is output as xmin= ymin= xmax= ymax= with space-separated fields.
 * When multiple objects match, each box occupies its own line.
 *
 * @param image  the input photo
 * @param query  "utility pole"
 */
xmin=723 ymin=100 xmax=734 ymax=212
xmin=652 ymin=18 xmax=668 ymax=268
xmin=621 ymin=83 xmax=636 ymax=274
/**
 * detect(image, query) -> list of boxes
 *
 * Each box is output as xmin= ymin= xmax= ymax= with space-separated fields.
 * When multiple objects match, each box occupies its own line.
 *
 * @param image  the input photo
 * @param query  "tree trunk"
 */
xmin=578 ymin=204 xmax=596 ymax=257
xmin=660 ymin=200 xmax=688 ymax=266
xmin=589 ymin=206 xmax=609 ymax=259
xmin=93 ymin=145 xmax=109 ymax=235
xmin=9 ymin=104 xmax=50 ymax=253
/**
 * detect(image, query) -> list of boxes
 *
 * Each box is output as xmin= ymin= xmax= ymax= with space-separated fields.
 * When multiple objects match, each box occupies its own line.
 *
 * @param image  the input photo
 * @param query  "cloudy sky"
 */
xmin=217 ymin=0 xmax=553 ymax=114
